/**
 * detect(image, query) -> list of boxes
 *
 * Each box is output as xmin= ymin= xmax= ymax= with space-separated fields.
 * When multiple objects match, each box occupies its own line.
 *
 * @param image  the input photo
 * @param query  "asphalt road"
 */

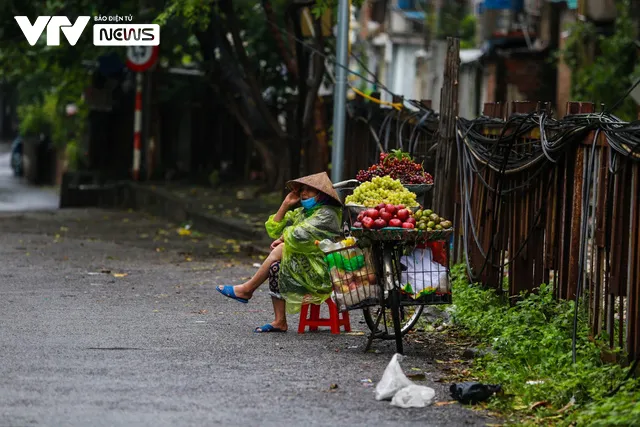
xmin=0 ymin=206 xmax=492 ymax=427
xmin=0 ymin=148 xmax=59 ymax=212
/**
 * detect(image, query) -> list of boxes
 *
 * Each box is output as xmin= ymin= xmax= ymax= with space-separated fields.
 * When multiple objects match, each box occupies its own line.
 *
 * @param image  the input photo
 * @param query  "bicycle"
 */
xmin=332 ymin=180 xmax=452 ymax=354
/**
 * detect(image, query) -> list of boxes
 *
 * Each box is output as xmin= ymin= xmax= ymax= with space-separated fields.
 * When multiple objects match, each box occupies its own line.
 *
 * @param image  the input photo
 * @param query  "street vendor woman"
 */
xmin=216 ymin=172 xmax=342 ymax=333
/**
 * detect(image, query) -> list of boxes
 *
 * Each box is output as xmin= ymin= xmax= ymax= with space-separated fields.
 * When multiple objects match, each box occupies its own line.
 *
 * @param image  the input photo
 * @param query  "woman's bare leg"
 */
xmin=270 ymin=297 xmax=287 ymax=331
xmin=218 ymin=244 xmax=283 ymax=300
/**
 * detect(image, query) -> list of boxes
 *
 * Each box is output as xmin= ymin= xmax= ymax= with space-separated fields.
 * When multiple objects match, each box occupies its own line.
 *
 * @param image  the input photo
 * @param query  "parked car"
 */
xmin=10 ymin=135 xmax=23 ymax=177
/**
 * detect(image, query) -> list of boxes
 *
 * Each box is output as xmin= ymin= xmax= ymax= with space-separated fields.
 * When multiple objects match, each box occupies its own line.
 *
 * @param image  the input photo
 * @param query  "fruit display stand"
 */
xmin=331 ymin=155 xmax=451 ymax=353
xmin=345 ymin=185 xmax=452 ymax=354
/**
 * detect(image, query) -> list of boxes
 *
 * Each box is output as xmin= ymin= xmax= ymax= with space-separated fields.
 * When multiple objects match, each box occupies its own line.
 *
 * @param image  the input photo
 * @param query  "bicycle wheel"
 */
xmin=362 ymin=301 xmax=423 ymax=339
xmin=362 ymin=244 xmax=423 ymax=343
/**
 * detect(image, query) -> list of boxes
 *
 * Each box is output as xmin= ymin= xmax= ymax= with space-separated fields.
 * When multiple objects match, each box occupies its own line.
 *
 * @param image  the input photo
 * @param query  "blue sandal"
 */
xmin=216 ymin=285 xmax=249 ymax=304
xmin=254 ymin=324 xmax=287 ymax=333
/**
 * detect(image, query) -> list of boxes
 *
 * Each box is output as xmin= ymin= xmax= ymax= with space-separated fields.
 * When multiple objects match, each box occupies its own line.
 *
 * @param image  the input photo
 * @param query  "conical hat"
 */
xmin=286 ymin=172 xmax=342 ymax=205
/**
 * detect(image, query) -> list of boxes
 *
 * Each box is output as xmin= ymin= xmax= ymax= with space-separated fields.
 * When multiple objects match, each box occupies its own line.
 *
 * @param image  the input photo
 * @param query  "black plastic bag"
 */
xmin=450 ymin=382 xmax=502 ymax=404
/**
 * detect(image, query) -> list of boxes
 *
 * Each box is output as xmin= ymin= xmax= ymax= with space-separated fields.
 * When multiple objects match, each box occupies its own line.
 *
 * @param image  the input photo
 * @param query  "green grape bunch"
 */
xmin=345 ymin=176 xmax=419 ymax=208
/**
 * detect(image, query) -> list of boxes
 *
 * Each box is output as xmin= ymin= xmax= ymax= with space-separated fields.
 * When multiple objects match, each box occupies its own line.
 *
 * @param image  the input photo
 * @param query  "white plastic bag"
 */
xmin=391 ymin=384 xmax=436 ymax=408
xmin=374 ymin=354 xmax=413 ymax=401
xmin=400 ymin=248 xmax=449 ymax=295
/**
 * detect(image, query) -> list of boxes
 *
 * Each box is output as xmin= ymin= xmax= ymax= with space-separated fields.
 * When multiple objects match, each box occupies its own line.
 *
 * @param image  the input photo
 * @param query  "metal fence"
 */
xmin=446 ymin=100 xmax=640 ymax=360
xmin=342 ymin=100 xmax=439 ymax=184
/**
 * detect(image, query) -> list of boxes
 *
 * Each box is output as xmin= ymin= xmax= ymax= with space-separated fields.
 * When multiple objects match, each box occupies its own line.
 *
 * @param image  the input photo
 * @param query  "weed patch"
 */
xmin=450 ymin=264 xmax=640 ymax=425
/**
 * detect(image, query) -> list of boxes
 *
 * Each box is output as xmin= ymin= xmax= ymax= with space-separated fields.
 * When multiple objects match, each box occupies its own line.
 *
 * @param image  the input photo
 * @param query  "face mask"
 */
xmin=301 ymin=197 xmax=318 ymax=210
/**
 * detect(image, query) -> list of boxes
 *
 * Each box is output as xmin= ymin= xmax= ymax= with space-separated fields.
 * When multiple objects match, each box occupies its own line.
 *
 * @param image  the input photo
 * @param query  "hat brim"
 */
xmin=285 ymin=172 xmax=342 ymax=205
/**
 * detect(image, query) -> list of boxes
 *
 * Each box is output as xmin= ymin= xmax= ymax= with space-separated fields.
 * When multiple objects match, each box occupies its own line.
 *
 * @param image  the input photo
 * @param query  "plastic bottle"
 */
xmin=316 ymin=239 xmax=343 ymax=253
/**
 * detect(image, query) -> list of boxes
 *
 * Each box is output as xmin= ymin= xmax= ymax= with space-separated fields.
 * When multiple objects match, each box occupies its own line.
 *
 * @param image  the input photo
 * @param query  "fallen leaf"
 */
xmin=177 ymin=227 xmax=192 ymax=236
xmin=122 ymin=218 xmax=129 ymax=223
xmin=139 ymin=233 xmax=149 ymax=239
xmin=113 ymin=273 xmax=128 ymax=278
xmin=345 ymin=331 xmax=365 ymax=336
xmin=329 ymin=384 xmax=339 ymax=390
xmin=557 ymin=401 xmax=575 ymax=414
xmin=435 ymin=401 xmax=457 ymax=407
xmin=153 ymin=309 xmax=159 ymax=313
xmin=407 ymin=373 xmax=426 ymax=381
xmin=101 ymin=269 xmax=111 ymax=274
xmin=530 ymin=401 xmax=549 ymax=410
xmin=156 ymin=247 xmax=165 ymax=252
xmin=192 ymin=309 xmax=208 ymax=315
xmin=435 ymin=360 xmax=446 ymax=364
xmin=60 ymin=226 xmax=69 ymax=232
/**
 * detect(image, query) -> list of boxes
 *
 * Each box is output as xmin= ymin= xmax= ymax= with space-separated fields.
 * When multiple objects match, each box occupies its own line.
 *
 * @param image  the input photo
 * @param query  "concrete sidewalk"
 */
xmin=121 ymin=182 xmax=281 ymax=255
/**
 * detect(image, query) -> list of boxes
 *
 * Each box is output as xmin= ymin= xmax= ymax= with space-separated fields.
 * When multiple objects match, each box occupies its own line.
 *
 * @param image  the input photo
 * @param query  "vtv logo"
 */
xmin=14 ymin=16 xmax=91 ymax=46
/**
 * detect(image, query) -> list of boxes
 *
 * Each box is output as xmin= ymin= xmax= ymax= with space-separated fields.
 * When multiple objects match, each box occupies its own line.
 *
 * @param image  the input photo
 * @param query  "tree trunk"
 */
xmin=220 ymin=0 xmax=286 ymax=140
xmin=262 ymin=0 xmax=298 ymax=80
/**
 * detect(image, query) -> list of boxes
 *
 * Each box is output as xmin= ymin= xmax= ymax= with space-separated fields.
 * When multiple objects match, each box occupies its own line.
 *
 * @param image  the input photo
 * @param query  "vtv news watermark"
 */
xmin=14 ymin=14 xmax=159 ymax=46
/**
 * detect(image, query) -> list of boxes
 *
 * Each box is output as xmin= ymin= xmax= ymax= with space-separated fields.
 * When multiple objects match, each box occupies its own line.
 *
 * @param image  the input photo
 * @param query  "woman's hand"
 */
xmin=274 ymin=191 xmax=300 ymax=223
xmin=283 ymin=191 xmax=301 ymax=208
xmin=270 ymin=237 xmax=284 ymax=250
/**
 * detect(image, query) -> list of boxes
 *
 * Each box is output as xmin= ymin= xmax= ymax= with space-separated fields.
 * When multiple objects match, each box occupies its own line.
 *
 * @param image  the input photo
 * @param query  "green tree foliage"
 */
xmin=562 ymin=0 xmax=640 ymax=121
xmin=0 ymin=0 xmax=335 ymax=185
xmin=425 ymin=0 xmax=475 ymax=48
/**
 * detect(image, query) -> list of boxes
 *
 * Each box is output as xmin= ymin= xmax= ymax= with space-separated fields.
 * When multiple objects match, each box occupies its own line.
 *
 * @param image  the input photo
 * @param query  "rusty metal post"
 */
xmin=434 ymin=37 xmax=460 ymax=222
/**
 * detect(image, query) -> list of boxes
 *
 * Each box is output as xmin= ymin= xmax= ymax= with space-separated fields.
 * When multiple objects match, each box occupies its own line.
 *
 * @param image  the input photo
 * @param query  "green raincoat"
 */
xmin=265 ymin=204 xmax=342 ymax=314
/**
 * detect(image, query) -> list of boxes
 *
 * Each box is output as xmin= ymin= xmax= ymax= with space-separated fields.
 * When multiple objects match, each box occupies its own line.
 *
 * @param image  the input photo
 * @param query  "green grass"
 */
xmin=450 ymin=264 xmax=640 ymax=426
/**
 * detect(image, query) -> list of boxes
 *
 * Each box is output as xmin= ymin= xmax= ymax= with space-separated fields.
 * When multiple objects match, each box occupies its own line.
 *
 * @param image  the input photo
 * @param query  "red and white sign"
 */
xmin=126 ymin=45 xmax=159 ymax=72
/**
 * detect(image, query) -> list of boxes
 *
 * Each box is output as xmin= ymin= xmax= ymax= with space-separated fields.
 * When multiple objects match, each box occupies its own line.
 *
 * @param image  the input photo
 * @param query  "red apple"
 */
xmin=397 ymin=204 xmax=406 ymax=210
xmin=397 ymin=209 xmax=410 ymax=221
xmin=374 ymin=218 xmax=387 ymax=229
xmin=357 ymin=212 xmax=364 ymax=221
xmin=385 ymin=204 xmax=396 ymax=215
xmin=380 ymin=211 xmax=393 ymax=223
xmin=353 ymin=221 xmax=363 ymax=228
xmin=365 ymin=209 xmax=379 ymax=219
xmin=406 ymin=217 xmax=416 ymax=225
xmin=402 ymin=222 xmax=415 ymax=229
xmin=362 ymin=216 xmax=375 ymax=229
xmin=389 ymin=218 xmax=402 ymax=227
xmin=376 ymin=203 xmax=386 ymax=210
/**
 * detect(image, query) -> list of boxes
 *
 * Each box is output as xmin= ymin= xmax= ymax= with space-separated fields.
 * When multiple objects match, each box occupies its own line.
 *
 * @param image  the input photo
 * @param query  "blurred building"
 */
xmin=355 ymin=0 xmax=633 ymax=117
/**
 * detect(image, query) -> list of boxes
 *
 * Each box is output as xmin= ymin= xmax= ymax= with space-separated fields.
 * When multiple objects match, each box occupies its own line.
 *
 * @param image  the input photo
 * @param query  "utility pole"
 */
xmin=330 ymin=0 xmax=349 ymax=183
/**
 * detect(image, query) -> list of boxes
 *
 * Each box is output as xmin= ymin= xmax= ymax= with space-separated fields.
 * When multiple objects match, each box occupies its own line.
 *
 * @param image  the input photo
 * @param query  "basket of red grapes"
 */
xmin=356 ymin=150 xmax=433 ymax=199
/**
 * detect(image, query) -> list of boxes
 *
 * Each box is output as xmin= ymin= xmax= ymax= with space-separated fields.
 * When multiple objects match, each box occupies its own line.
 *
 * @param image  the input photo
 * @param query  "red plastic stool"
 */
xmin=298 ymin=298 xmax=351 ymax=334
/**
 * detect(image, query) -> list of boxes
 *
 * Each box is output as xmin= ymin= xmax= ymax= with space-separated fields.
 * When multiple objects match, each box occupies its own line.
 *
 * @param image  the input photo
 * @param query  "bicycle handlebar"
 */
xmin=333 ymin=179 xmax=360 ymax=189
